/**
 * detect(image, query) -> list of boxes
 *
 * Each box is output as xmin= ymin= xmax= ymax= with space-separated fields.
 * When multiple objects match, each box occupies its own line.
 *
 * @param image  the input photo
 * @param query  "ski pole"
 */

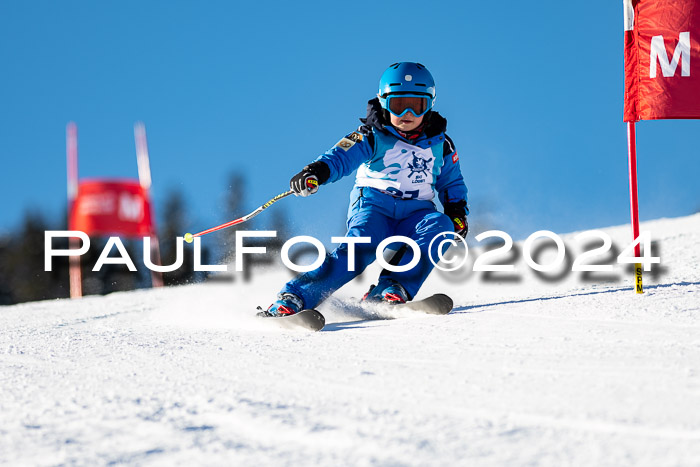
xmin=183 ymin=190 xmax=294 ymax=243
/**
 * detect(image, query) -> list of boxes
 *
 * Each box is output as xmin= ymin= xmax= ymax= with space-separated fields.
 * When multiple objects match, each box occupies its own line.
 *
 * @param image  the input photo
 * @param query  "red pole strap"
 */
xmin=627 ymin=121 xmax=644 ymax=294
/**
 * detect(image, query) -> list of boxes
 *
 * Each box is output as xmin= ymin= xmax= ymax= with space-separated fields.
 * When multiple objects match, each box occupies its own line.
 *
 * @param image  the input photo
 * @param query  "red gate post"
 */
xmin=626 ymin=122 xmax=643 ymax=294
xmin=66 ymin=122 xmax=83 ymax=298
xmin=134 ymin=122 xmax=163 ymax=287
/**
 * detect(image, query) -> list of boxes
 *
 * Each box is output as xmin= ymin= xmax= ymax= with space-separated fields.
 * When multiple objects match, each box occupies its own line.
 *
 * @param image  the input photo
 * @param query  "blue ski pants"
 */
xmin=280 ymin=187 xmax=453 ymax=309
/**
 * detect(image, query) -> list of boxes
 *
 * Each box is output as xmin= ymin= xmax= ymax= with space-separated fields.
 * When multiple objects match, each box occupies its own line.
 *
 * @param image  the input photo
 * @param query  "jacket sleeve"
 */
xmin=435 ymin=135 xmax=469 ymax=212
xmin=312 ymin=130 xmax=374 ymax=184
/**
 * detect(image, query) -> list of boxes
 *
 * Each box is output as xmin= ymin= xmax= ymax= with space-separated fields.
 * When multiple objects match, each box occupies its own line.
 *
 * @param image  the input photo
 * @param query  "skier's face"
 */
xmin=389 ymin=112 xmax=424 ymax=132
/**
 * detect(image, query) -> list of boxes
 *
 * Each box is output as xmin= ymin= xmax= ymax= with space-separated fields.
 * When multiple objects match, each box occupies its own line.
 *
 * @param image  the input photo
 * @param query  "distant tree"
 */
xmin=1 ymin=211 xmax=69 ymax=304
xmin=222 ymin=172 xmax=247 ymax=262
xmin=0 ymin=234 xmax=14 ymax=305
xmin=159 ymin=187 xmax=198 ymax=285
xmin=268 ymin=207 xmax=289 ymax=254
xmin=222 ymin=171 xmax=293 ymax=280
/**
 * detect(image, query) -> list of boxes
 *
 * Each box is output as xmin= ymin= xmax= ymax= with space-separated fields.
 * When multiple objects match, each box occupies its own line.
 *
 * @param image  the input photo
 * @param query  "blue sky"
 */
xmin=1 ymin=1 xmax=698 ymax=249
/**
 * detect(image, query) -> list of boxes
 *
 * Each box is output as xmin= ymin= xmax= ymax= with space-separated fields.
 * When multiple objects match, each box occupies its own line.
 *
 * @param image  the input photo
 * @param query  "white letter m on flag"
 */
xmin=650 ymin=32 xmax=690 ymax=78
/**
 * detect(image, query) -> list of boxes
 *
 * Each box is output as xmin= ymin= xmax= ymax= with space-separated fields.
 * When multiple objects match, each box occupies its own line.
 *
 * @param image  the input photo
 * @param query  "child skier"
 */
xmin=265 ymin=62 xmax=469 ymax=316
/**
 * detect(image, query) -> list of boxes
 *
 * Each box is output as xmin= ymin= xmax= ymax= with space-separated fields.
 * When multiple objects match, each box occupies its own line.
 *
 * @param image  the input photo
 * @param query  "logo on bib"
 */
xmin=407 ymin=151 xmax=433 ymax=181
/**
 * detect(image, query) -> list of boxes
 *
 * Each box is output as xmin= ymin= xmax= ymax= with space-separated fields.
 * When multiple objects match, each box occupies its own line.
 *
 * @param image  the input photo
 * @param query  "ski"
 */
xmin=328 ymin=293 xmax=453 ymax=319
xmin=255 ymin=294 xmax=450 ymax=331
xmin=256 ymin=308 xmax=326 ymax=332
xmin=387 ymin=293 xmax=453 ymax=315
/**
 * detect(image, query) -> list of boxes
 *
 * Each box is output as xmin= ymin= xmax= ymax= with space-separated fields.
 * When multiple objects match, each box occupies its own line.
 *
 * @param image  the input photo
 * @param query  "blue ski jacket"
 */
xmin=313 ymin=98 xmax=468 ymax=212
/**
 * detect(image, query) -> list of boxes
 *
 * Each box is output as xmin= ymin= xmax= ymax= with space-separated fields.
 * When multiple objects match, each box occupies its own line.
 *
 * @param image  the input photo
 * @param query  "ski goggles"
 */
xmin=384 ymin=94 xmax=433 ymax=118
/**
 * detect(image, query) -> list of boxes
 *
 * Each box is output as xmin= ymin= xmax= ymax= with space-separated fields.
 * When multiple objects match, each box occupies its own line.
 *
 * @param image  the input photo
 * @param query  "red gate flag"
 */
xmin=624 ymin=0 xmax=700 ymax=121
xmin=69 ymin=179 xmax=154 ymax=238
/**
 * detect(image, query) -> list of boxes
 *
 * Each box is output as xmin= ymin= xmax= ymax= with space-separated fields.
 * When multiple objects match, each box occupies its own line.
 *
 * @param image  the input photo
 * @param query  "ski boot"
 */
xmin=261 ymin=292 xmax=304 ymax=317
xmin=362 ymin=279 xmax=409 ymax=305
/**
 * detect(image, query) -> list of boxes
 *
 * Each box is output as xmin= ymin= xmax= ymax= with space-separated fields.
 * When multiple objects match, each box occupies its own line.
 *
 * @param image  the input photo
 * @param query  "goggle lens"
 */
xmin=388 ymin=96 xmax=428 ymax=117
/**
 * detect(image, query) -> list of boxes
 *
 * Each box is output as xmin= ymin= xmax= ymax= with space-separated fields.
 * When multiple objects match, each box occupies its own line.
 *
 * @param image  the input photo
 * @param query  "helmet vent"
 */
xmin=379 ymin=62 xmax=435 ymax=101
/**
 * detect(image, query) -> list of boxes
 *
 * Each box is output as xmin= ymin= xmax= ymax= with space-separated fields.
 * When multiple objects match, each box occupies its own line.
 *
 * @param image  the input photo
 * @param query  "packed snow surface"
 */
xmin=2 ymin=215 xmax=700 ymax=466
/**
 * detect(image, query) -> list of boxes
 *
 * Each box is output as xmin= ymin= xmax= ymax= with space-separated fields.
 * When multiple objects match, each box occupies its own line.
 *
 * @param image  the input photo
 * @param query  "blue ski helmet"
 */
xmin=378 ymin=62 xmax=436 ymax=117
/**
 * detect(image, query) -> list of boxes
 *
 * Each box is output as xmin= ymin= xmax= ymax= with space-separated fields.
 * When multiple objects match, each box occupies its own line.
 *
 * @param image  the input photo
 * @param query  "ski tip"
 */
xmin=297 ymin=309 xmax=325 ymax=331
xmin=400 ymin=293 xmax=453 ymax=315
xmin=435 ymin=294 xmax=454 ymax=311
xmin=256 ymin=308 xmax=325 ymax=332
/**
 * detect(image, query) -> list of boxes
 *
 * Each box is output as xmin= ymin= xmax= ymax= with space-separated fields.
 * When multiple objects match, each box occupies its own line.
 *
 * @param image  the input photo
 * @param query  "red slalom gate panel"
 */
xmin=624 ymin=0 xmax=700 ymax=121
xmin=69 ymin=179 xmax=154 ymax=238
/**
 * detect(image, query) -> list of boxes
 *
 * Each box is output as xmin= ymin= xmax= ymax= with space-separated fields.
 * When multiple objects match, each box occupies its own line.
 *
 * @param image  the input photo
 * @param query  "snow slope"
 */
xmin=1 ymin=215 xmax=699 ymax=466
